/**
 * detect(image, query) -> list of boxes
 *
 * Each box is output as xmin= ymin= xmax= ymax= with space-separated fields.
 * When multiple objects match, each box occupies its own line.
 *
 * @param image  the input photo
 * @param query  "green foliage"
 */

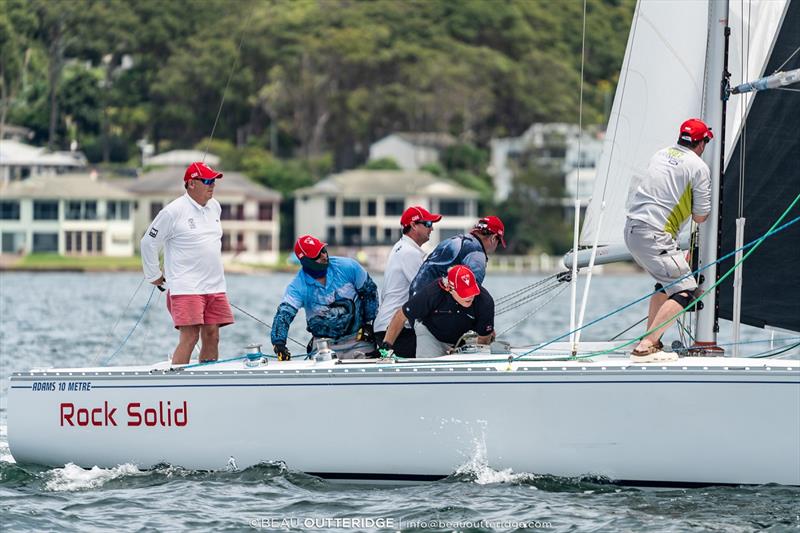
xmin=363 ymin=157 xmax=401 ymax=170
xmin=499 ymin=167 xmax=574 ymax=255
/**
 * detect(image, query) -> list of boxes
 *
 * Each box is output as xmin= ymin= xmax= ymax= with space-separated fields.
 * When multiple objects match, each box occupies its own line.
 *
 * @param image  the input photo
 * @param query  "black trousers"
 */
xmin=375 ymin=328 xmax=416 ymax=358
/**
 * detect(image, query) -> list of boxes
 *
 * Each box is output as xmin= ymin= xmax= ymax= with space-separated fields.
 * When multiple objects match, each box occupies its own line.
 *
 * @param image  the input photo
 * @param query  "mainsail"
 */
xmin=580 ymin=0 xmax=791 ymax=248
xmin=718 ymin=0 xmax=800 ymax=332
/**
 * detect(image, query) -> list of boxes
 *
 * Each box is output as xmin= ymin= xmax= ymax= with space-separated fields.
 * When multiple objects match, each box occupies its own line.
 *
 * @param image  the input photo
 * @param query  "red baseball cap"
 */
xmin=447 ymin=265 xmax=481 ymax=299
xmin=400 ymin=206 xmax=442 ymax=227
xmin=183 ymin=161 xmax=223 ymax=182
xmin=679 ymin=118 xmax=714 ymax=143
xmin=473 ymin=216 xmax=506 ymax=247
xmin=294 ymin=234 xmax=327 ymax=260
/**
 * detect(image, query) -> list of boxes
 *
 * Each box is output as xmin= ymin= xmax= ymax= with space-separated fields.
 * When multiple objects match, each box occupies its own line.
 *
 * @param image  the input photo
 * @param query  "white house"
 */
xmin=487 ymin=123 xmax=603 ymax=203
xmin=126 ymin=168 xmax=282 ymax=265
xmin=143 ymin=149 xmax=220 ymax=168
xmin=0 ymin=173 xmax=135 ymax=256
xmin=368 ymin=132 xmax=456 ymax=171
xmin=294 ymin=170 xmax=480 ymax=250
xmin=0 ymin=140 xmax=88 ymax=183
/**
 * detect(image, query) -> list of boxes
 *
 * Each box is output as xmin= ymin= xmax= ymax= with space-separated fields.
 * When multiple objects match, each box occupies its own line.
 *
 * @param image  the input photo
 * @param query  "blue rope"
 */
xmin=102 ymin=285 xmax=158 ymax=366
xmin=515 ymin=213 xmax=800 ymax=358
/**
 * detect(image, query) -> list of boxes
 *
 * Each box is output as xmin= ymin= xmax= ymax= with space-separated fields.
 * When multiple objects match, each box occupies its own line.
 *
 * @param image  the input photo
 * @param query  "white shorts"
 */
xmin=624 ymin=220 xmax=697 ymax=296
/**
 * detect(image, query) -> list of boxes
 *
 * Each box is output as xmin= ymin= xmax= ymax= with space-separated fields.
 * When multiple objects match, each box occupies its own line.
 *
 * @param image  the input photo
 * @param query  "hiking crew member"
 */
xmin=624 ymin=118 xmax=713 ymax=361
xmin=382 ymin=265 xmax=495 ymax=358
xmin=271 ymin=235 xmax=380 ymax=360
xmin=374 ymin=206 xmax=442 ymax=358
xmin=408 ymin=216 xmax=506 ymax=297
xmin=141 ymin=162 xmax=234 ymax=365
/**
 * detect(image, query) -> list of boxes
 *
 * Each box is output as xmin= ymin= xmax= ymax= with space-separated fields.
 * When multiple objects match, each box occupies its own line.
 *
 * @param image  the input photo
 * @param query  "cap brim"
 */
xmin=426 ymin=213 xmax=443 ymax=222
xmin=455 ymin=284 xmax=481 ymax=299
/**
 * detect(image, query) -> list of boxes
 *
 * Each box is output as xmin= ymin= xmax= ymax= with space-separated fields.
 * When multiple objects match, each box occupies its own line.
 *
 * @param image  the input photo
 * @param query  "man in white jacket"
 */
xmin=141 ymin=162 xmax=234 ymax=365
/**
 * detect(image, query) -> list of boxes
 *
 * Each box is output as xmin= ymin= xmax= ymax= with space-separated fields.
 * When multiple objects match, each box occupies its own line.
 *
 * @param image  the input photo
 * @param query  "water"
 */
xmin=1 ymin=272 xmax=798 ymax=532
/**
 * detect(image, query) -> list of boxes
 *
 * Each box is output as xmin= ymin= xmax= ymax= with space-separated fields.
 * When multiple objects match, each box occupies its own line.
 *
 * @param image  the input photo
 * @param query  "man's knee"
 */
xmin=179 ymin=326 xmax=200 ymax=344
xmin=200 ymin=325 xmax=220 ymax=344
xmin=668 ymin=290 xmax=694 ymax=309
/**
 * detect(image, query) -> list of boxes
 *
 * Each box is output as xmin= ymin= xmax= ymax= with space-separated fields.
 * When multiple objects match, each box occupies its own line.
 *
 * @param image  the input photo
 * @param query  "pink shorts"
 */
xmin=166 ymin=292 xmax=234 ymax=329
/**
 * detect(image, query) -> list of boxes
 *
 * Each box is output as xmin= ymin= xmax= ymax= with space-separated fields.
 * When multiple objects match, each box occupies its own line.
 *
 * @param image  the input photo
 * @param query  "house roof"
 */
xmin=389 ymin=132 xmax=457 ymax=149
xmin=0 ymin=140 xmax=87 ymax=167
xmin=0 ymin=172 xmax=134 ymax=200
xmin=144 ymin=150 xmax=220 ymax=167
xmin=294 ymin=170 xmax=479 ymax=199
xmin=124 ymin=167 xmax=281 ymax=200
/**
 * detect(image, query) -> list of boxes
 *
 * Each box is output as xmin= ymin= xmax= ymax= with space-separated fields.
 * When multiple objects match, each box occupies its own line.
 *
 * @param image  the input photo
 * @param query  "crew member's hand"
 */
xmin=273 ymin=344 xmax=291 ymax=361
xmin=379 ymin=340 xmax=394 ymax=358
xmin=360 ymin=323 xmax=376 ymax=344
xmin=151 ymin=275 xmax=165 ymax=286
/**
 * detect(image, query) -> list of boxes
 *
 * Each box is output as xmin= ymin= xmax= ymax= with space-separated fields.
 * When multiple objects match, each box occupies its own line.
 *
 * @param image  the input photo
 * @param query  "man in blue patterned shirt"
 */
xmin=271 ymin=235 xmax=379 ymax=360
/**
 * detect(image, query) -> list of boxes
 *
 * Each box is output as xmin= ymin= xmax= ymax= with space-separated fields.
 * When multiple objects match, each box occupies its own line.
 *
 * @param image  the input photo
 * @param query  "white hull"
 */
xmin=9 ymin=344 xmax=800 ymax=486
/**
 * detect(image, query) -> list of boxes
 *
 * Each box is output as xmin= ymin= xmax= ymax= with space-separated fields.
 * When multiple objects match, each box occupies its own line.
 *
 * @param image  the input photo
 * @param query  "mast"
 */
xmin=694 ymin=0 xmax=730 ymax=352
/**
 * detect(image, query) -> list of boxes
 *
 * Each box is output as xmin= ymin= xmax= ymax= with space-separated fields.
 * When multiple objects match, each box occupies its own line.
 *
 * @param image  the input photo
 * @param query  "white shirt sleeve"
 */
xmin=140 ymin=208 xmax=174 ymax=282
xmin=692 ymin=164 xmax=712 ymax=216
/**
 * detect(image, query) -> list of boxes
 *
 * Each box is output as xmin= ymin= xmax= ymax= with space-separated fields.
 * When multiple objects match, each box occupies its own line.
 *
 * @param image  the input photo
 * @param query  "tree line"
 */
xmin=1 ymin=0 xmax=634 ymax=253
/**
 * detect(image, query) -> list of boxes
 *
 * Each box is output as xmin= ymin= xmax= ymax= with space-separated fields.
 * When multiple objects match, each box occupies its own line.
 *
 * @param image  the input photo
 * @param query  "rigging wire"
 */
xmin=101 ymin=285 xmax=158 ymax=366
xmin=229 ymin=302 xmax=306 ymax=349
xmin=496 ymin=284 xmax=568 ymax=337
xmin=92 ymin=276 xmax=145 ymax=364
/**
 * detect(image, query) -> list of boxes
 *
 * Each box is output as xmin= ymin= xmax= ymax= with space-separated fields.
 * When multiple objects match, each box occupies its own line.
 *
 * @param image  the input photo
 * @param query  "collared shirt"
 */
xmin=374 ymin=235 xmax=426 ymax=332
xmin=627 ymin=145 xmax=711 ymax=238
xmin=409 ymin=233 xmax=487 ymax=296
xmin=271 ymin=256 xmax=378 ymax=344
xmin=403 ymin=279 xmax=494 ymax=345
xmin=140 ymin=194 xmax=226 ymax=295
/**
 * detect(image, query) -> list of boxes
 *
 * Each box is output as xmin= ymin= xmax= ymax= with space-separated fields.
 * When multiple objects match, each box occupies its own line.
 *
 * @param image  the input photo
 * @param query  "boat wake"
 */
xmin=44 ymin=463 xmax=143 ymax=492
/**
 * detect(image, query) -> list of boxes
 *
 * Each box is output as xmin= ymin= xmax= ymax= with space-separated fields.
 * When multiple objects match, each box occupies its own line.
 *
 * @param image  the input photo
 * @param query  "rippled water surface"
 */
xmin=1 ymin=272 xmax=798 ymax=532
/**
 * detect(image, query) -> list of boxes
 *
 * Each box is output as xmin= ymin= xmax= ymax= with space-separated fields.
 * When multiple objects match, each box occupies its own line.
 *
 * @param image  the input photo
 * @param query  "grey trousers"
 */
xmin=413 ymin=322 xmax=451 ymax=358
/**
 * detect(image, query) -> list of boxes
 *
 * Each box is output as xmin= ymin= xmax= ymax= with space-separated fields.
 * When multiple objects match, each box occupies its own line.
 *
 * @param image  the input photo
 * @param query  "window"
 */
xmin=33 ymin=201 xmax=59 ymax=220
xmin=66 ymin=231 xmax=104 ymax=255
xmin=343 ymin=200 xmax=360 ymax=217
xmin=327 ymin=198 xmax=337 ymax=217
xmin=1 ymin=232 xmax=24 ymax=253
xmin=438 ymin=200 xmax=467 ymax=216
xmin=258 ymin=202 xmax=274 ymax=221
xmin=32 ymin=232 xmax=58 ymax=252
xmin=383 ymin=228 xmax=395 ymax=243
xmin=221 ymin=203 xmax=244 ymax=220
xmin=235 ymin=232 xmax=245 ymax=252
xmin=66 ymin=200 xmax=97 ymax=220
xmin=107 ymin=201 xmax=131 ymax=220
xmin=150 ymin=201 xmax=163 ymax=220
xmin=343 ymin=226 xmax=361 ymax=245
xmin=368 ymin=226 xmax=377 ymax=243
xmin=0 ymin=201 xmax=20 ymax=220
xmin=439 ymin=228 xmax=461 ymax=241
xmin=384 ymin=199 xmax=404 ymax=216
xmin=221 ymin=232 xmax=232 ymax=252
xmin=326 ymin=226 xmax=337 ymax=245
xmin=257 ymin=233 xmax=273 ymax=251
xmin=367 ymin=200 xmax=376 ymax=216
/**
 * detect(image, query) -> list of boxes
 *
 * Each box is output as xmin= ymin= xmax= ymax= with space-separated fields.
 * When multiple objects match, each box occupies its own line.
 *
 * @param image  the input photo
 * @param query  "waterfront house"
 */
xmin=0 ymin=140 xmax=87 ymax=183
xmin=0 ymin=173 xmax=135 ymax=256
xmin=294 ymin=169 xmax=479 ymax=249
xmin=126 ymin=168 xmax=282 ymax=265
xmin=368 ymin=132 xmax=456 ymax=171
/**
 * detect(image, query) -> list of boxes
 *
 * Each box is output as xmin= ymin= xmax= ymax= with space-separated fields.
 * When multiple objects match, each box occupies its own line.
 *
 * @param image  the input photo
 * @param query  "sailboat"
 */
xmin=7 ymin=0 xmax=800 ymax=486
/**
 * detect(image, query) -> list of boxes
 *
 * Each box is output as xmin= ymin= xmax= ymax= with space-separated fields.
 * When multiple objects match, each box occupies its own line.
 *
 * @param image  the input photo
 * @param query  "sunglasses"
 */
xmin=312 ymin=247 xmax=328 ymax=260
xmin=416 ymin=220 xmax=433 ymax=228
xmin=194 ymin=178 xmax=217 ymax=186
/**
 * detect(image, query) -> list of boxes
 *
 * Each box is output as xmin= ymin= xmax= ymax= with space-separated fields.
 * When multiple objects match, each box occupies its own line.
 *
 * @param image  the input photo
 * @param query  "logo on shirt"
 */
xmin=148 ymin=228 xmax=158 ymax=238
xmin=187 ymin=218 xmax=196 ymax=230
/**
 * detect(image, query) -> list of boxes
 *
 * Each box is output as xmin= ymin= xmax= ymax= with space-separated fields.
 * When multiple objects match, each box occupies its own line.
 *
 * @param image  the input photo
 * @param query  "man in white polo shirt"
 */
xmin=374 ymin=205 xmax=441 ymax=358
xmin=141 ymin=161 xmax=234 ymax=365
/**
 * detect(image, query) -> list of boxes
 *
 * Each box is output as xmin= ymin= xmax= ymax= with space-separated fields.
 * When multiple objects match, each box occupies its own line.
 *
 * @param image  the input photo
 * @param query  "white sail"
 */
xmin=579 ymin=0 xmax=711 ymax=247
xmin=580 ymin=0 xmax=791 ymax=248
